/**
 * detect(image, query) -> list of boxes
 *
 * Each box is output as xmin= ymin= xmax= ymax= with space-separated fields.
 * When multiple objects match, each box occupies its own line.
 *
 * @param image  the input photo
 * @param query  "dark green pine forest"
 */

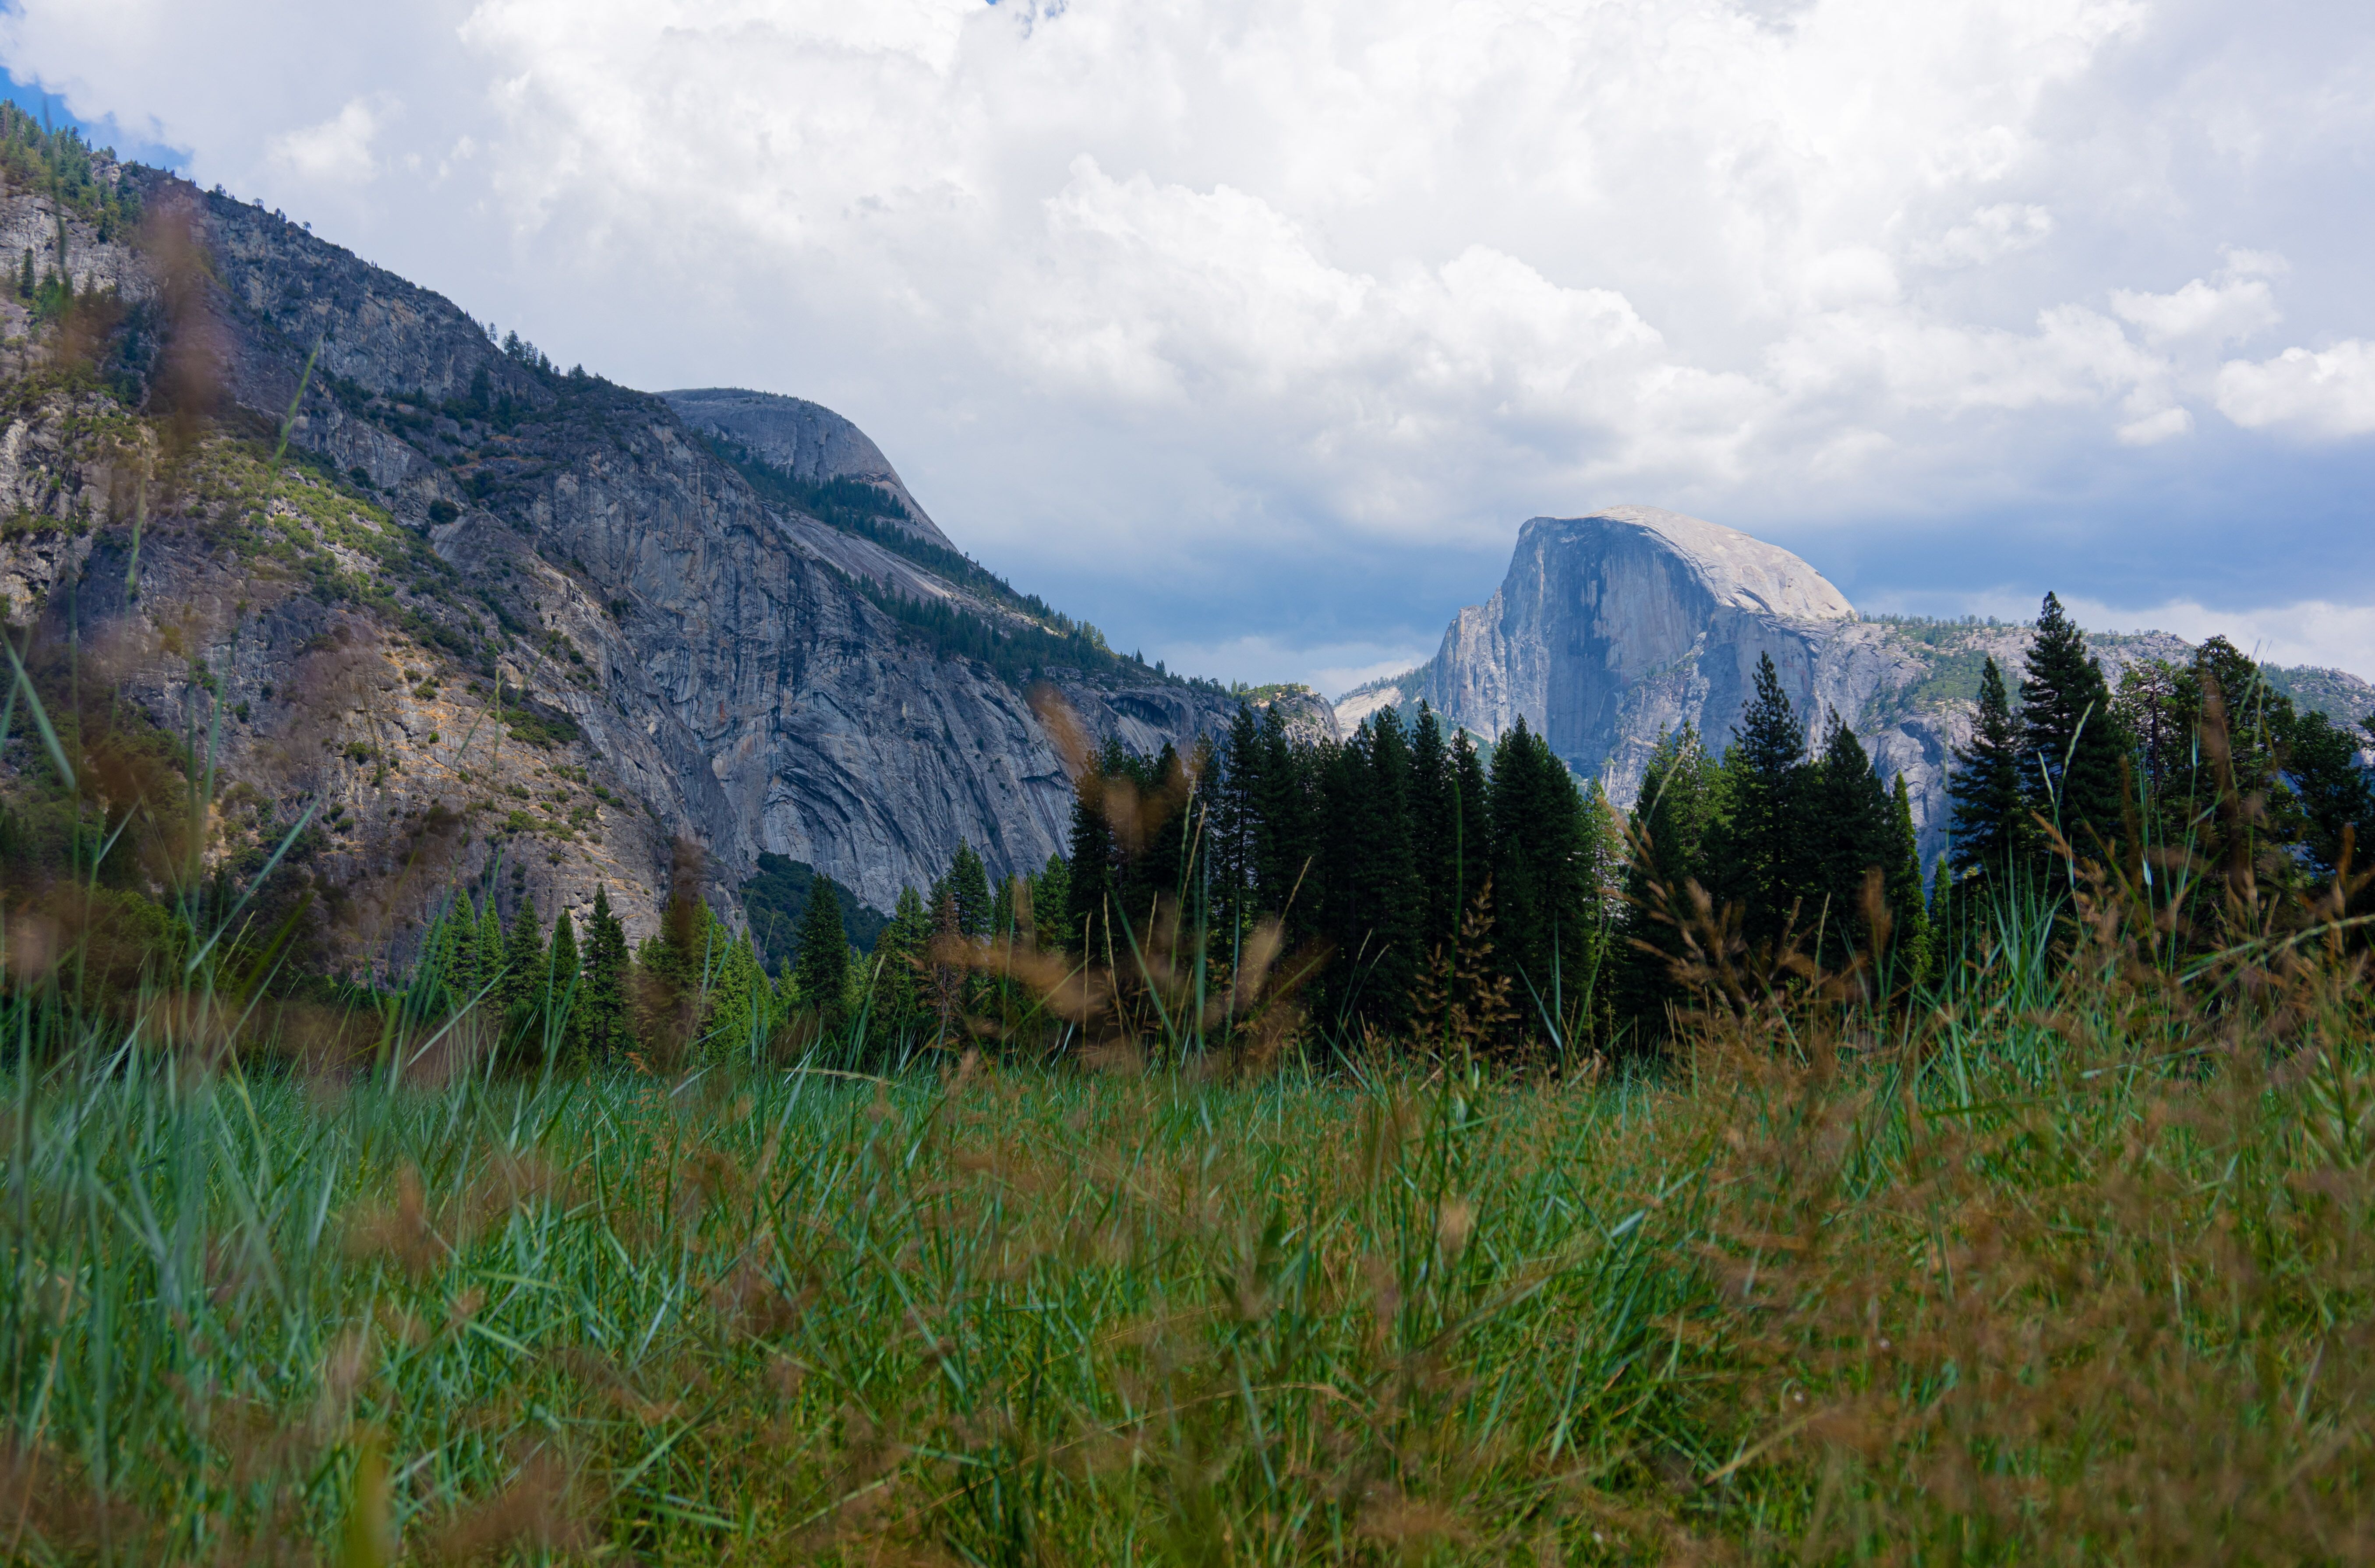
xmin=254 ymin=591 xmax=2375 ymax=1072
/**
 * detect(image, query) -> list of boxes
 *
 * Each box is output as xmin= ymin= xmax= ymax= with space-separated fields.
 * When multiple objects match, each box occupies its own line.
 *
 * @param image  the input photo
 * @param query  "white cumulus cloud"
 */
xmin=2215 ymin=340 xmax=2375 ymax=438
xmin=6 ymin=0 xmax=2375 ymax=686
xmin=268 ymin=96 xmax=390 ymax=184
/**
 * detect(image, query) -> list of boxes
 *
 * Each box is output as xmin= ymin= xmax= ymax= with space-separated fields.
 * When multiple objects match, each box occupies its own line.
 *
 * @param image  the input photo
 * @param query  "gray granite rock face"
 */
xmin=0 ymin=175 xmax=1309 ymax=954
xmin=659 ymin=387 xmax=956 ymax=553
xmin=1376 ymin=507 xmax=2369 ymax=873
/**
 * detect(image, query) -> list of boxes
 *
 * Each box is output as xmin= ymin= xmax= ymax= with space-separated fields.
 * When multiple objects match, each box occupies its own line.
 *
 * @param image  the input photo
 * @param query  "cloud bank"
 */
xmin=7 ymin=0 xmax=2374 ymax=689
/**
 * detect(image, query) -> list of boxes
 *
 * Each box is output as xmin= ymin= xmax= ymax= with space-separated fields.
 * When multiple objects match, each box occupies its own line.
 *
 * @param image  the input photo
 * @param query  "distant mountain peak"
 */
xmin=659 ymin=387 xmax=956 ymax=554
xmin=1529 ymin=506 xmax=1857 ymax=623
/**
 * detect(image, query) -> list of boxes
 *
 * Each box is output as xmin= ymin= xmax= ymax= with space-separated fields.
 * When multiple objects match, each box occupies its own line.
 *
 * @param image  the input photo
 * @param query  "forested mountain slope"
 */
xmin=0 ymin=141 xmax=1331 ymax=974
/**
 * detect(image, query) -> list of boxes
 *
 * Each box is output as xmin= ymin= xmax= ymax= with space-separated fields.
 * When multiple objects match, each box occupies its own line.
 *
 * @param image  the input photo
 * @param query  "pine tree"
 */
xmin=1948 ymin=656 xmax=2024 ymax=884
xmin=1800 ymin=713 xmax=1896 ymax=968
xmin=445 ymin=893 xmax=485 ymax=1005
xmin=1315 ymin=732 xmax=1378 ymax=1026
xmin=2183 ymin=636 xmax=2305 ymax=890
xmin=707 ymin=930 xmax=772 ymax=1054
xmin=947 ymin=842 xmax=992 ymax=938
xmin=498 ymin=893 xmax=547 ymax=1024
xmin=1134 ymin=742 xmax=1191 ymax=912
xmin=1488 ymin=718 xmax=1597 ymax=1038
xmin=477 ymin=893 xmax=505 ymax=998
xmin=1617 ymin=726 xmax=1716 ymax=1032
xmin=546 ymin=908 xmax=582 ymax=1058
xmin=926 ymin=886 xmax=965 ymax=1044
xmin=873 ymin=884 xmax=931 ymax=1035
xmin=794 ymin=872 xmax=851 ymax=1030
xmin=1212 ymin=705 xmax=1264 ymax=941
xmin=991 ymin=871 xmax=1017 ymax=943
xmin=1358 ymin=708 xmax=1423 ymax=1031
xmin=2290 ymin=708 xmax=2375 ymax=881
xmin=2019 ymin=593 xmax=2126 ymax=868
xmin=1255 ymin=703 xmax=1318 ymax=937
xmin=582 ymin=884 xmax=630 ymax=1059
xmin=1066 ymin=752 xmax=1119 ymax=961
xmin=1031 ymin=854 xmax=1071 ymax=954
xmin=1449 ymin=728 xmax=1492 ymax=925
xmin=1408 ymin=703 xmax=1457 ymax=961
xmin=1887 ymin=773 xmax=1930 ymax=982
xmin=1715 ymin=653 xmax=1810 ymax=947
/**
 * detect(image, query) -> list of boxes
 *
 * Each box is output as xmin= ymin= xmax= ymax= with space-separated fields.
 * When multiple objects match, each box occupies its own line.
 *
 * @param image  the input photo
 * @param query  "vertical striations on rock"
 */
xmin=1363 ymin=506 xmax=2371 ymax=873
xmin=0 ymin=172 xmax=1338 ymax=971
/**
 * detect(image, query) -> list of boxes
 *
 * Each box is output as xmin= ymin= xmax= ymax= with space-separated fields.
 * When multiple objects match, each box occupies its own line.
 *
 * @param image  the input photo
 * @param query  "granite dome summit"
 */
xmin=1340 ymin=506 xmax=2375 ymax=871
xmin=0 ymin=168 xmax=1336 ymax=961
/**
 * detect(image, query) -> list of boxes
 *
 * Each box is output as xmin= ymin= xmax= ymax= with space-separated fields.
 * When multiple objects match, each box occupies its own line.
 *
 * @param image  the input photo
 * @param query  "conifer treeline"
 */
xmin=1939 ymin=594 xmax=2375 ymax=938
xmin=1060 ymin=703 xmax=1626 ymax=1050
xmin=1046 ymin=658 xmax=1928 ymax=1055
xmin=407 ymin=593 xmax=2374 ymax=1068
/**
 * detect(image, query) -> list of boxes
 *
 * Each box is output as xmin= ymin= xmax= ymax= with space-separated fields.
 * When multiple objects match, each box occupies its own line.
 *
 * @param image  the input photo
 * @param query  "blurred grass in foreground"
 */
xmin=4 ymin=853 xmax=2374 ymax=1565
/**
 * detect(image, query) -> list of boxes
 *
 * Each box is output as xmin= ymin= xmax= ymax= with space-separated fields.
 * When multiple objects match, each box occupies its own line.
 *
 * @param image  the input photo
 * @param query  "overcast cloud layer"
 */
xmin=8 ymin=0 xmax=2375 ymax=692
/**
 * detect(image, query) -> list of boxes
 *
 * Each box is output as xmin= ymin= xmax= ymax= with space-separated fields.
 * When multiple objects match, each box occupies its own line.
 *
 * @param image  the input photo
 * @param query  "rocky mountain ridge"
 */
xmin=0 ymin=169 xmax=1333 ymax=972
xmin=1339 ymin=507 xmax=2374 ymax=870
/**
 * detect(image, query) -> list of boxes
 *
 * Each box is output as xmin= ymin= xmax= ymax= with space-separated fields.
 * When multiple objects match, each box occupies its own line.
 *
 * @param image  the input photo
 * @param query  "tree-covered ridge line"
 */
xmin=739 ymin=851 xmax=889 ymax=961
xmin=1943 ymin=595 xmax=2375 ymax=914
xmin=353 ymin=591 xmax=2375 ymax=1076
xmin=1341 ymin=615 xmax=2373 ymax=745
xmin=0 ymin=102 xmax=141 ymax=242
xmin=698 ymin=427 xmax=1233 ymax=694
xmin=693 ymin=429 xmax=1036 ymax=611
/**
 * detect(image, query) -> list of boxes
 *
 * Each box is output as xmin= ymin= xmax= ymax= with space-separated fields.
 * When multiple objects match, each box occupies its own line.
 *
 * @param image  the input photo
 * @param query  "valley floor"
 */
xmin=7 ymin=915 xmax=2373 ymax=1565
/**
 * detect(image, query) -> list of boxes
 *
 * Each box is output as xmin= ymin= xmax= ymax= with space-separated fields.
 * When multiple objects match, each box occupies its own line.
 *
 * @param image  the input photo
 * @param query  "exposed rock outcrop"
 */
xmin=660 ymin=387 xmax=955 ymax=552
xmin=0 ymin=173 xmax=1299 ymax=968
xmin=1357 ymin=507 xmax=2371 ymax=870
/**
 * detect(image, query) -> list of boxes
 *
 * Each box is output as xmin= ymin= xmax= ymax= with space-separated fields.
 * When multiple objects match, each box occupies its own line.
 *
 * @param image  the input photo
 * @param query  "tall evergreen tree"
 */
xmin=1212 ymin=705 xmax=1265 ymax=940
xmin=582 ymin=884 xmax=630 ymax=1059
xmin=1361 ymin=708 xmax=1423 ymax=1028
xmin=1887 ymin=772 xmax=1930 ymax=980
xmin=546 ymin=908 xmax=582 ymax=1058
xmin=706 ymin=929 xmax=774 ymax=1053
xmin=1800 ymin=713 xmax=1896 ymax=968
xmin=991 ymin=871 xmax=1017 ymax=943
xmin=2291 ymin=709 xmax=2375 ymax=881
xmin=1315 ymin=731 xmax=1379 ymax=1025
xmin=2019 ymin=593 xmax=2126 ymax=867
xmin=444 ymin=893 xmax=485 ymax=1005
xmin=794 ymin=873 xmax=851 ymax=1028
xmin=1031 ymin=853 xmax=1072 ymax=953
xmin=498 ymin=893 xmax=547 ymax=1022
xmin=1715 ymin=653 xmax=1810 ymax=947
xmin=1131 ymin=742 xmax=1193 ymax=916
xmin=477 ymin=894 xmax=505 ymax=997
xmin=1255 ymin=703 xmax=1318 ymax=936
xmin=1448 ymin=728 xmax=1492 ymax=925
xmin=1948 ymin=656 xmax=2025 ymax=884
xmin=946 ymin=842 xmax=992 ymax=938
xmin=1066 ymin=752 xmax=1120 ymax=962
xmin=869 ymin=885 xmax=931 ymax=1036
xmin=1617 ymin=726 xmax=1717 ymax=1031
xmin=1408 ymin=703 xmax=1457 ymax=961
xmin=1488 ymin=719 xmax=1599 ymax=1036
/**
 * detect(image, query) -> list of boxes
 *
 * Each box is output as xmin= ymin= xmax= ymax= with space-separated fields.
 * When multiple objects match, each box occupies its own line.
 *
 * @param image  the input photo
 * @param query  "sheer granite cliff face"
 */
xmin=1381 ymin=507 xmax=2357 ymax=871
xmin=656 ymin=387 xmax=955 ymax=553
xmin=0 ymin=174 xmax=1333 ymax=957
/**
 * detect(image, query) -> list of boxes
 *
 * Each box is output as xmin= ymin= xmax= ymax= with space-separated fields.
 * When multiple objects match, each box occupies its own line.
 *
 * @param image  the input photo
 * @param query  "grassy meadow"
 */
xmin=5 ymin=870 xmax=2374 ymax=1566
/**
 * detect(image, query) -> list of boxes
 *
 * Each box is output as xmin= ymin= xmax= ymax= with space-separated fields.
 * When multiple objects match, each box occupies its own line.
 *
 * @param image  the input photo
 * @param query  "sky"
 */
xmin=6 ymin=0 xmax=2374 ymax=696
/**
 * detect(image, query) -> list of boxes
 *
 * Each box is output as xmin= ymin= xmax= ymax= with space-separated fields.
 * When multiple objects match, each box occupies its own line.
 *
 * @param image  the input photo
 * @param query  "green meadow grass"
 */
xmin=6 ymin=879 xmax=2374 ymax=1565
